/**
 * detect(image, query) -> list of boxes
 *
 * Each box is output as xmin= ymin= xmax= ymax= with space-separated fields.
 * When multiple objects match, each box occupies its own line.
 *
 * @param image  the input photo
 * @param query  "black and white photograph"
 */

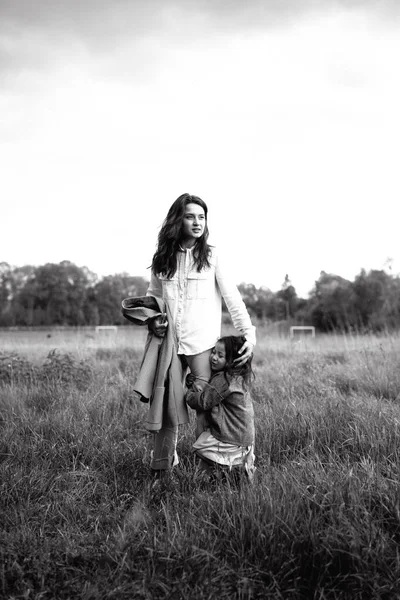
xmin=1 ymin=1 xmax=400 ymax=598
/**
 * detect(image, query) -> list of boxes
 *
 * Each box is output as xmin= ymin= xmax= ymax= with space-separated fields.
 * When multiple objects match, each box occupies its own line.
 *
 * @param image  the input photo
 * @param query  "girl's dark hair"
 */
xmin=218 ymin=335 xmax=255 ymax=388
xmin=151 ymin=193 xmax=212 ymax=278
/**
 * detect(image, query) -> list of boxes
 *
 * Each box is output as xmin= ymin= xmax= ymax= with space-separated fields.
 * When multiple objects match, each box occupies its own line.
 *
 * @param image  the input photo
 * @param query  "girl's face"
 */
xmin=181 ymin=203 xmax=206 ymax=244
xmin=210 ymin=341 xmax=227 ymax=372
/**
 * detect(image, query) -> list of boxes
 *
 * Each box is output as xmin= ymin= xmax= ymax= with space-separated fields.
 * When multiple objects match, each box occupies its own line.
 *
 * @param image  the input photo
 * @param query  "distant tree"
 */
xmin=276 ymin=274 xmax=297 ymax=319
xmin=79 ymin=266 xmax=100 ymax=326
xmin=82 ymin=286 xmax=100 ymax=326
xmin=307 ymin=271 xmax=357 ymax=332
xmin=0 ymin=262 xmax=13 ymax=326
xmin=292 ymin=297 xmax=309 ymax=324
xmin=237 ymin=283 xmax=276 ymax=320
xmin=20 ymin=262 xmax=91 ymax=326
xmin=94 ymin=274 xmax=148 ymax=325
xmin=3 ymin=258 xmax=400 ymax=332
xmin=9 ymin=266 xmax=37 ymax=326
xmin=353 ymin=269 xmax=400 ymax=331
xmin=237 ymin=283 xmax=259 ymax=318
xmin=0 ymin=264 xmax=37 ymax=326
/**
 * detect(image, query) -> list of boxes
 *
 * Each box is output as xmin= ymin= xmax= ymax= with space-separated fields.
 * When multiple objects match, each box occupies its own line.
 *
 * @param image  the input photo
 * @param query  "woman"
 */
xmin=146 ymin=193 xmax=256 ymax=472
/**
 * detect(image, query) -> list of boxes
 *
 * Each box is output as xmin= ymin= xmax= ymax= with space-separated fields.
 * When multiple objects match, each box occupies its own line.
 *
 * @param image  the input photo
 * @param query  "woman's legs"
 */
xmin=150 ymin=349 xmax=211 ymax=473
xmin=151 ymin=427 xmax=179 ymax=472
xmin=184 ymin=349 xmax=212 ymax=437
xmin=184 ymin=349 xmax=212 ymax=387
xmin=151 ymin=378 xmax=179 ymax=473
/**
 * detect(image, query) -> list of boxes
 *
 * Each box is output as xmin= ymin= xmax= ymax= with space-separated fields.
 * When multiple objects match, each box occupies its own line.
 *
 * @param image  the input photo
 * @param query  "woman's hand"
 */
xmin=148 ymin=314 xmax=168 ymax=337
xmin=234 ymin=340 xmax=254 ymax=367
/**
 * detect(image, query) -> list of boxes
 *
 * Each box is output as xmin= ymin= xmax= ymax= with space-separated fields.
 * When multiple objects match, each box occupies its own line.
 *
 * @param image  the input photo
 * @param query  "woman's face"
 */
xmin=181 ymin=202 xmax=206 ymax=243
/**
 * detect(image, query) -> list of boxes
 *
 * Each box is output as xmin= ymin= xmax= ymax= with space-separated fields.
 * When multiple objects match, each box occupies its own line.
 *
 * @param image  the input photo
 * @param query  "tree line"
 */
xmin=0 ymin=261 xmax=399 ymax=333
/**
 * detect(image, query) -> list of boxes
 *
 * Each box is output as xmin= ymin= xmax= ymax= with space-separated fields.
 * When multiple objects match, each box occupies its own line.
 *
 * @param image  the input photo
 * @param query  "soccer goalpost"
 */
xmin=289 ymin=326 xmax=315 ymax=340
xmin=95 ymin=326 xmax=118 ymax=334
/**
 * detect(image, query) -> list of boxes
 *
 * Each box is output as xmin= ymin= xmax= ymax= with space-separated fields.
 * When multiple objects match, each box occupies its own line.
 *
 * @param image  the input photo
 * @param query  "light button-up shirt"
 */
xmin=147 ymin=245 xmax=256 ymax=356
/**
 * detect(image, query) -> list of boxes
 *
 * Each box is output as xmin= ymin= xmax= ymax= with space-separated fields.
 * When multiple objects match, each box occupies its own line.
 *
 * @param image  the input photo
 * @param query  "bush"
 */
xmin=0 ymin=352 xmax=37 ymax=385
xmin=0 ymin=350 xmax=92 ymax=390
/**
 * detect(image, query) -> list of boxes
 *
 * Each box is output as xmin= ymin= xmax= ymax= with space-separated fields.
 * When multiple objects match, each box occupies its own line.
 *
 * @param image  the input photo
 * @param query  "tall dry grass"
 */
xmin=1 ymin=327 xmax=400 ymax=599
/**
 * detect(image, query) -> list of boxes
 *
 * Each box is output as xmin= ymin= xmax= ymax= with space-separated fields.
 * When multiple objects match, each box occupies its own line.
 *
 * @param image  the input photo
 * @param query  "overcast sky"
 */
xmin=1 ymin=0 xmax=399 ymax=297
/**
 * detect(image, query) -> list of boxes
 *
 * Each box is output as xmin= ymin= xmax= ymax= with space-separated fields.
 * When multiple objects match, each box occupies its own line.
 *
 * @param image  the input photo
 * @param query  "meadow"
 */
xmin=1 ymin=326 xmax=400 ymax=599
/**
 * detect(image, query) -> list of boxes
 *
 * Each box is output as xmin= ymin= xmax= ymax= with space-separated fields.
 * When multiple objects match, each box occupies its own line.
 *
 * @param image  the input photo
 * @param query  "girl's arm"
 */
xmin=186 ymin=373 xmax=230 ymax=411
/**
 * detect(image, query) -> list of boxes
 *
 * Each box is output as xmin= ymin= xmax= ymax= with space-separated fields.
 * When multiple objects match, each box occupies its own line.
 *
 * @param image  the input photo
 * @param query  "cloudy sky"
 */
xmin=1 ymin=0 xmax=399 ymax=297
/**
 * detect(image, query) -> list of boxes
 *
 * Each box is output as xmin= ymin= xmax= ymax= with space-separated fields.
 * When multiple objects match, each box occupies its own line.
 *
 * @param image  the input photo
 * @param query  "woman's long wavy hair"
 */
xmin=151 ymin=193 xmax=212 ymax=278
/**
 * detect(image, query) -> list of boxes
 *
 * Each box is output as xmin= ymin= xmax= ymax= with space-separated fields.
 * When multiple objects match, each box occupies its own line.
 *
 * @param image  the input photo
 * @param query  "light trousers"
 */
xmin=150 ymin=348 xmax=212 ymax=471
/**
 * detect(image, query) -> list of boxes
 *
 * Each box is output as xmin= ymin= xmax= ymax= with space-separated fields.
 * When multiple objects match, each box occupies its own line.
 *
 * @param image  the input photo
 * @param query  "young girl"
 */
xmin=145 ymin=194 xmax=256 ymax=473
xmin=185 ymin=335 xmax=256 ymax=481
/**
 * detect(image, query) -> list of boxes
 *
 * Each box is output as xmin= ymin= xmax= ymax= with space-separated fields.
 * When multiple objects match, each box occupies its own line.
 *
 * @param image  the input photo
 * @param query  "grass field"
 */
xmin=1 ymin=326 xmax=400 ymax=599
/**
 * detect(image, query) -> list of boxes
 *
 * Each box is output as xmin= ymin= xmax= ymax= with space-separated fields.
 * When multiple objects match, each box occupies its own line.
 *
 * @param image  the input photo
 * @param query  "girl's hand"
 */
xmin=186 ymin=373 xmax=205 ymax=393
xmin=186 ymin=373 xmax=196 ymax=387
xmin=148 ymin=314 xmax=168 ymax=337
xmin=234 ymin=340 xmax=254 ymax=367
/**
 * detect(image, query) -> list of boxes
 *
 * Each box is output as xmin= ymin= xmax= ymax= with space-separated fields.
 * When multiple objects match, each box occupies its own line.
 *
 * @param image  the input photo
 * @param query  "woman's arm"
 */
xmin=214 ymin=248 xmax=256 ymax=362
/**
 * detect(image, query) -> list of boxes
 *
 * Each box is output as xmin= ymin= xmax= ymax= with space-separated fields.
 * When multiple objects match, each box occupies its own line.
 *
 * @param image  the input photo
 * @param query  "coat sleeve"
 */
xmin=146 ymin=271 xmax=163 ymax=299
xmin=214 ymin=248 xmax=256 ymax=346
xmin=186 ymin=374 xmax=231 ymax=411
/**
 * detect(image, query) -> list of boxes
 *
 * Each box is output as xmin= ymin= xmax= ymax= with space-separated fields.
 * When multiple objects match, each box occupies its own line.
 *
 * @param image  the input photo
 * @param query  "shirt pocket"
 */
xmin=158 ymin=274 xmax=178 ymax=300
xmin=187 ymin=270 xmax=212 ymax=299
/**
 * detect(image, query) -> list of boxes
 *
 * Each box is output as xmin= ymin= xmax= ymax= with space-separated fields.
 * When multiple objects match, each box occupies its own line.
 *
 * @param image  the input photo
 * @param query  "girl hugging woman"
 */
xmin=185 ymin=335 xmax=256 ymax=482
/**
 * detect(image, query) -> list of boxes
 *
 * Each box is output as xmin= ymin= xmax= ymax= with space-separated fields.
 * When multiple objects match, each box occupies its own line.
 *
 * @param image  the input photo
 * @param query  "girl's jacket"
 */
xmin=121 ymin=295 xmax=189 ymax=432
xmin=186 ymin=371 xmax=254 ymax=446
